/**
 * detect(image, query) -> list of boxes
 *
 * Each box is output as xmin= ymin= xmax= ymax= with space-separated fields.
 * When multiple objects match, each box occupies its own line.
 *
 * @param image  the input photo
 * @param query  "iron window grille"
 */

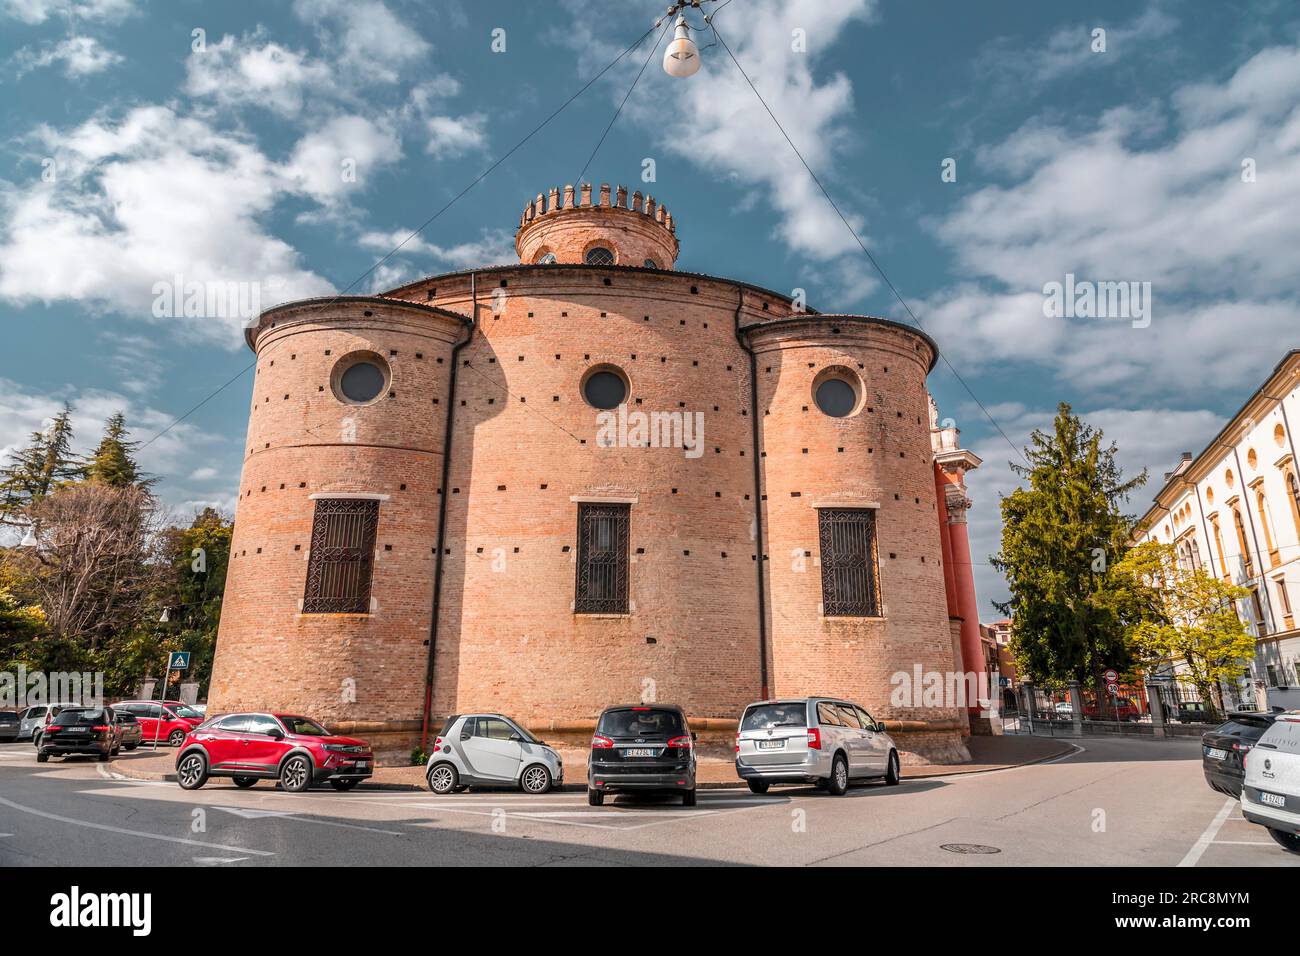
xmin=303 ymin=498 xmax=379 ymax=613
xmin=818 ymin=508 xmax=882 ymax=617
xmin=584 ymin=247 xmax=615 ymax=266
xmin=575 ymin=503 xmax=630 ymax=613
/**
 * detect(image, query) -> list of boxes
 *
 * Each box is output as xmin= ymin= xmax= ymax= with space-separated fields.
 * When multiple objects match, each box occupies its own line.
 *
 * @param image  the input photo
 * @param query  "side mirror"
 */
xmin=509 ymin=732 xmax=523 ymax=742
xmin=875 ymin=722 xmax=887 ymax=733
xmin=266 ymin=727 xmax=285 ymax=740
xmin=691 ymin=732 xmax=698 ymax=742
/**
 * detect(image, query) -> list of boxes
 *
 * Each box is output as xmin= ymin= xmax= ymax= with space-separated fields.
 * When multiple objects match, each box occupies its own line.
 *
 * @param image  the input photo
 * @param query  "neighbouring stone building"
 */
xmin=1134 ymin=350 xmax=1300 ymax=712
xmin=208 ymin=183 xmax=988 ymax=762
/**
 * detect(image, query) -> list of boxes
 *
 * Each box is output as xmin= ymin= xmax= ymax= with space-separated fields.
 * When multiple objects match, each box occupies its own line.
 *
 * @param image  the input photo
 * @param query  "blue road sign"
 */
xmin=168 ymin=651 xmax=191 ymax=671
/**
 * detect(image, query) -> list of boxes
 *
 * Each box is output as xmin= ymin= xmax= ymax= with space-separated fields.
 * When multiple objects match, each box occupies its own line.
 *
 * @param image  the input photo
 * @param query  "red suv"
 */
xmin=1084 ymin=697 xmax=1143 ymax=722
xmin=115 ymin=700 xmax=205 ymax=746
xmin=175 ymin=713 xmax=373 ymax=792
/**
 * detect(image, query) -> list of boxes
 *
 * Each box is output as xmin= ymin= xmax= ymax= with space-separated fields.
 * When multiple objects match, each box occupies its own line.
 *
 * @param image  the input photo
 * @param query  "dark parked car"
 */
xmin=35 ymin=706 xmax=121 ymax=762
xmin=0 ymin=710 xmax=19 ymax=742
xmin=175 ymin=713 xmax=373 ymax=792
xmin=114 ymin=711 xmax=143 ymax=751
xmin=1202 ymin=711 xmax=1279 ymax=796
xmin=587 ymin=704 xmax=696 ymax=806
xmin=1172 ymin=700 xmax=1215 ymax=723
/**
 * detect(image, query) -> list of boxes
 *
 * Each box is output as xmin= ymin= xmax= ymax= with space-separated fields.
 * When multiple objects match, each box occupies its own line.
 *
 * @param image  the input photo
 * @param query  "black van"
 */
xmin=587 ymin=704 xmax=696 ymax=806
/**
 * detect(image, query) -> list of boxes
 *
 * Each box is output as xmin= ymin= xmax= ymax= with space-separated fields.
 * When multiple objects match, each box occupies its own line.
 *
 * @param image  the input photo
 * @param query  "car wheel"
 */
xmin=279 ymin=754 xmax=312 ymax=793
xmin=427 ymin=762 xmax=458 ymax=795
xmin=884 ymin=750 xmax=901 ymax=786
xmin=97 ymin=751 xmax=110 ymax=762
xmin=177 ymin=752 xmax=208 ymax=790
xmin=32 ymin=733 xmax=41 ymax=749
xmin=168 ymin=730 xmax=186 ymax=747
xmin=747 ymin=780 xmax=770 ymax=794
xmin=1268 ymin=829 xmax=1300 ymax=855
xmin=826 ymin=754 xmax=849 ymax=796
xmin=330 ymin=778 xmax=359 ymax=792
xmin=520 ymin=764 xmax=552 ymax=795
xmin=125 ymin=742 xmax=139 ymax=751
xmin=587 ymin=788 xmax=604 ymax=806
xmin=35 ymin=752 xmax=48 ymax=763
xmin=232 ymin=776 xmax=258 ymax=789
xmin=682 ymin=788 xmax=697 ymax=807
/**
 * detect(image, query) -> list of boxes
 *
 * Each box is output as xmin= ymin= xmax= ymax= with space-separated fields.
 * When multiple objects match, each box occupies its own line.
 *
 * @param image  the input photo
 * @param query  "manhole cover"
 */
xmin=940 ymin=843 xmax=1001 ymax=855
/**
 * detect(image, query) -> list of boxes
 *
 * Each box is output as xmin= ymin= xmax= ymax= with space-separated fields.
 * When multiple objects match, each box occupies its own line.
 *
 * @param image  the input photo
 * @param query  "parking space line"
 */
xmin=0 ymin=794 xmax=275 ymax=856
xmin=1178 ymin=797 xmax=1238 ymax=867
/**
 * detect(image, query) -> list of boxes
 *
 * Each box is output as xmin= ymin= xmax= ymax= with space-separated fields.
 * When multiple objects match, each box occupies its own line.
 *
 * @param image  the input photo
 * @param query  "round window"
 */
xmin=585 ymin=246 xmax=615 ymax=266
xmin=814 ymin=377 xmax=858 ymax=417
xmin=582 ymin=368 xmax=628 ymax=409
xmin=332 ymin=352 xmax=389 ymax=405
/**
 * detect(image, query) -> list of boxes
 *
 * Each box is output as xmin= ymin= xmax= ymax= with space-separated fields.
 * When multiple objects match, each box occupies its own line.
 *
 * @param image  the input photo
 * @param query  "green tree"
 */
xmin=85 ymin=412 xmax=151 ymax=488
xmin=0 ymin=404 xmax=82 ymax=525
xmin=992 ymin=403 xmax=1148 ymax=694
xmin=1111 ymin=541 xmax=1254 ymax=716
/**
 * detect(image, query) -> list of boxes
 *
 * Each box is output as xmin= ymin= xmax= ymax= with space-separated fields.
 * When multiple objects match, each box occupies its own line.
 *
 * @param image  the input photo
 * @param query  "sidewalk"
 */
xmin=109 ymin=734 xmax=1075 ymax=790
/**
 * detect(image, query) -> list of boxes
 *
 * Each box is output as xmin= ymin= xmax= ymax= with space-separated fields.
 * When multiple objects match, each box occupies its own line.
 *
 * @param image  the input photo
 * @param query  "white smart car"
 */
xmin=425 ymin=713 xmax=563 ymax=795
xmin=1241 ymin=715 xmax=1300 ymax=855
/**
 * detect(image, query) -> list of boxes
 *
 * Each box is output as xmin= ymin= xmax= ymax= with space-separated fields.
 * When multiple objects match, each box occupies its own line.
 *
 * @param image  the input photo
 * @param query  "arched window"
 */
xmin=1255 ymin=487 xmax=1278 ymax=564
xmin=1287 ymin=470 xmax=1300 ymax=541
xmin=1232 ymin=505 xmax=1254 ymax=577
xmin=584 ymin=247 xmax=615 ymax=266
xmin=1190 ymin=538 xmax=1202 ymax=570
xmin=1210 ymin=515 xmax=1228 ymax=578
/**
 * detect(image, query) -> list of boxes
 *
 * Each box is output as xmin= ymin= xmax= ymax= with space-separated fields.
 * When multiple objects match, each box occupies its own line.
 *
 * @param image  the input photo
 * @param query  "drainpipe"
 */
xmin=420 ymin=272 xmax=477 ymax=752
xmin=733 ymin=286 xmax=770 ymax=699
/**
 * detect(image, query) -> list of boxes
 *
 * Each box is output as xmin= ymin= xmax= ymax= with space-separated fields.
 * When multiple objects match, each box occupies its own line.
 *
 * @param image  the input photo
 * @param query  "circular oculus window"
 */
xmin=582 ymin=367 xmax=628 ymax=409
xmin=813 ymin=369 xmax=862 ymax=418
xmin=332 ymin=352 xmax=390 ymax=405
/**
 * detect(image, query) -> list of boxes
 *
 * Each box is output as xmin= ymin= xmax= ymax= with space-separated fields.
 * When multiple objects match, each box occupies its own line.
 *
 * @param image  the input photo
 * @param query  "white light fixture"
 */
xmin=663 ymin=15 xmax=700 ymax=77
xmin=158 ymin=607 xmax=170 ymax=623
xmin=20 ymin=525 xmax=37 ymax=547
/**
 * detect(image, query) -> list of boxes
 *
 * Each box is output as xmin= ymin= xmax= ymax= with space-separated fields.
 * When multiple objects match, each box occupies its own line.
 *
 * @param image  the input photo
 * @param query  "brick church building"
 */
xmin=208 ymin=183 xmax=987 ymax=763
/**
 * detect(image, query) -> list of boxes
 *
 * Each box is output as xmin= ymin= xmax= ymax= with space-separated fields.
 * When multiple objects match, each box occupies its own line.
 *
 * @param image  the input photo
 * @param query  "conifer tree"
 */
xmin=0 ymin=404 xmax=83 ymax=525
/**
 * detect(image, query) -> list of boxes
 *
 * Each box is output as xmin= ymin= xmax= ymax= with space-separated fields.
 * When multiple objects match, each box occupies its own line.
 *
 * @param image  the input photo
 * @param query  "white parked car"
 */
xmin=1241 ymin=716 xmax=1300 ymax=855
xmin=425 ymin=713 xmax=563 ymax=795
xmin=17 ymin=703 xmax=80 ymax=743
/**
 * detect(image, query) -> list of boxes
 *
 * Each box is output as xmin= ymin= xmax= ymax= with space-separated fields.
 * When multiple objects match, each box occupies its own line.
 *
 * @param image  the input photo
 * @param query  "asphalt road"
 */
xmin=1 ymin=736 xmax=1296 ymax=866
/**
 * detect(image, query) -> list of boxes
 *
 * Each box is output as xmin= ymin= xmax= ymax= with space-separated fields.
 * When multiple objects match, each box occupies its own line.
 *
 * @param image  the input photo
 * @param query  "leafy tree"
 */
xmin=0 ymin=404 xmax=83 ymax=525
xmin=85 ymin=412 xmax=151 ymax=489
xmin=992 ymin=403 xmax=1148 ymax=695
xmin=1111 ymin=541 xmax=1254 ymax=715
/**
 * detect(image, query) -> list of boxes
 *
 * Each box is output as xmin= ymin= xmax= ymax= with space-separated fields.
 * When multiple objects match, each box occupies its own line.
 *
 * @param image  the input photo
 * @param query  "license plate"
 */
xmin=757 ymin=739 xmax=785 ymax=750
xmin=1204 ymin=747 xmax=1227 ymax=761
xmin=353 ymin=760 xmax=369 ymax=770
xmin=1260 ymin=791 xmax=1286 ymax=808
xmin=624 ymin=748 xmax=656 ymax=758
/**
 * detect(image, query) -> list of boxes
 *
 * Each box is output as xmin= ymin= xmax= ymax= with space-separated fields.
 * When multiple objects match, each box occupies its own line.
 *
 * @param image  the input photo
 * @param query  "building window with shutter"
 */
xmin=818 ymin=507 xmax=882 ymax=617
xmin=575 ymin=502 xmax=630 ymax=613
xmin=303 ymin=497 xmax=380 ymax=613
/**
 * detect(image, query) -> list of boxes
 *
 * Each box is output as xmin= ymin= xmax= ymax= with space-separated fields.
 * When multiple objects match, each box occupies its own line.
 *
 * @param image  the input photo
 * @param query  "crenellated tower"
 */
xmin=514 ymin=182 xmax=680 ymax=270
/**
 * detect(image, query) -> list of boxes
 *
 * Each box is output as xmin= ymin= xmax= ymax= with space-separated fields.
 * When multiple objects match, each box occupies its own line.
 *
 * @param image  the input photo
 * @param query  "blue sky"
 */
xmin=2 ymin=0 xmax=1298 ymax=616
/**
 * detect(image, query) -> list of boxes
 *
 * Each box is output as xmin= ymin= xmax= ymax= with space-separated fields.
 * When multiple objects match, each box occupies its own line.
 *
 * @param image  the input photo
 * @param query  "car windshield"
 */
xmin=742 ymin=703 xmax=807 ymax=730
xmin=1217 ymin=718 xmax=1270 ymax=739
xmin=596 ymin=708 xmax=685 ymax=739
xmin=52 ymin=708 xmax=107 ymax=726
xmin=278 ymin=715 xmax=330 ymax=736
xmin=167 ymin=704 xmax=203 ymax=718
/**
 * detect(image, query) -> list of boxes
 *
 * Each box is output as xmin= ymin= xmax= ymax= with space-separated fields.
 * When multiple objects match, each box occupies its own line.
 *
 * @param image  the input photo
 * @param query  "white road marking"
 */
xmin=211 ymin=805 xmax=403 ymax=836
xmin=1210 ymin=840 xmax=1273 ymax=845
xmin=1179 ymin=797 xmax=1238 ymax=867
xmin=193 ymin=856 xmax=251 ymax=865
xmin=0 ymin=794 xmax=274 ymax=856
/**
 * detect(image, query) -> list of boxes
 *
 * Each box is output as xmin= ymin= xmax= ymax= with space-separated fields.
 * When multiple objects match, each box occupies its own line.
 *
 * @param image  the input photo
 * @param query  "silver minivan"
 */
xmin=426 ymin=713 xmax=564 ymax=795
xmin=735 ymin=697 xmax=900 ymax=795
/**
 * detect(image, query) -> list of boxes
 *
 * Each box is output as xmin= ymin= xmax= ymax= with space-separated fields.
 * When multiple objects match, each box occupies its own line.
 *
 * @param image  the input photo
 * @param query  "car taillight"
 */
xmin=666 ymin=735 xmax=692 ymax=750
xmin=735 ymin=733 xmax=740 ymax=753
xmin=433 ymin=737 xmax=443 ymax=748
xmin=91 ymin=725 xmax=110 ymax=732
xmin=591 ymin=734 xmax=614 ymax=749
xmin=807 ymin=728 xmax=822 ymax=750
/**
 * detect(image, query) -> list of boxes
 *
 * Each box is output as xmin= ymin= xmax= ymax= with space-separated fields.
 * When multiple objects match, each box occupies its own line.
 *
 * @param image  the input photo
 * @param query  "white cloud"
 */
xmin=282 ymin=114 xmax=402 ymax=206
xmin=0 ymin=106 xmax=334 ymax=343
xmin=186 ymin=33 xmax=333 ymax=116
xmin=12 ymin=35 xmax=123 ymax=77
xmin=424 ymin=113 xmax=487 ymax=159
xmin=356 ymin=227 xmax=516 ymax=290
xmin=925 ymin=41 xmax=1300 ymax=403
xmin=1 ymin=0 xmax=135 ymax=24
xmin=291 ymin=0 xmax=430 ymax=84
